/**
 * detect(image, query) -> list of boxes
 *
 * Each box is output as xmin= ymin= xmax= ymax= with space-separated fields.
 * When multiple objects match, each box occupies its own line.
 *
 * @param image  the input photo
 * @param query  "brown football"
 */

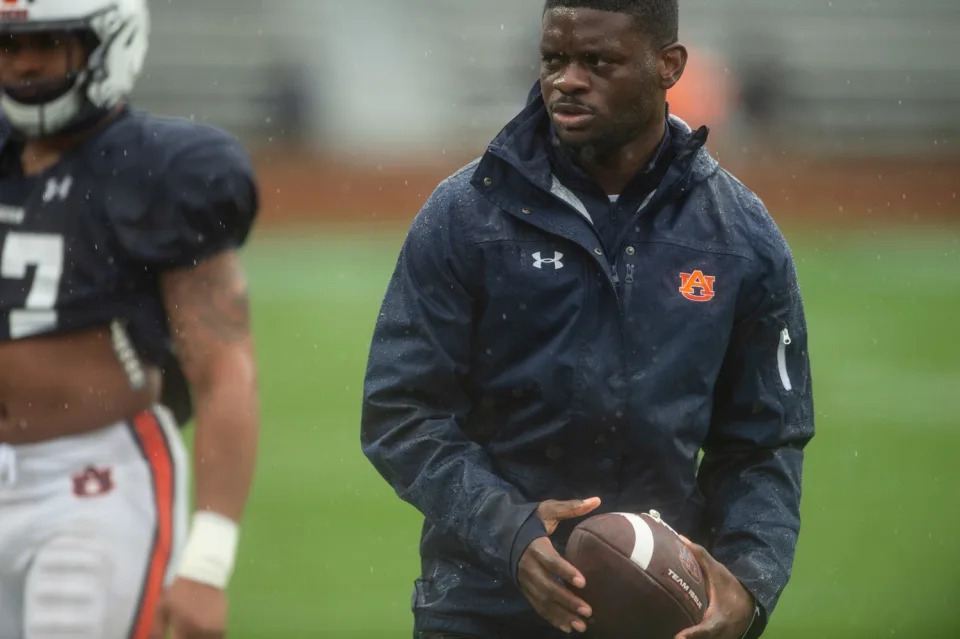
xmin=565 ymin=511 xmax=709 ymax=639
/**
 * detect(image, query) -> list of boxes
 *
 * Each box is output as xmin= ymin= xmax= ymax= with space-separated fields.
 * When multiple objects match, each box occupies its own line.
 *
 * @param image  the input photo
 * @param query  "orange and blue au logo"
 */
xmin=679 ymin=270 xmax=716 ymax=302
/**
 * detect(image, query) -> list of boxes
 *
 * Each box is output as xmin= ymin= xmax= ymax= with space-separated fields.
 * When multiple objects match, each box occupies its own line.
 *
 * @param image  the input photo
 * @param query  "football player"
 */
xmin=0 ymin=1 xmax=259 ymax=638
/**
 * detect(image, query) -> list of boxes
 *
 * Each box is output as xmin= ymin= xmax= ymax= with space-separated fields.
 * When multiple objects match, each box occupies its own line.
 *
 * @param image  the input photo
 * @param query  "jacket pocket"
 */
xmin=477 ymin=240 xmax=587 ymax=333
xmin=777 ymin=326 xmax=793 ymax=391
xmin=769 ymin=316 xmax=813 ymax=429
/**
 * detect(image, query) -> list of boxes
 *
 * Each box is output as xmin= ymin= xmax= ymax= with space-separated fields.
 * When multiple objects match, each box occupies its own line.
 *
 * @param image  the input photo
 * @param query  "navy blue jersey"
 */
xmin=0 ymin=109 xmax=258 ymax=418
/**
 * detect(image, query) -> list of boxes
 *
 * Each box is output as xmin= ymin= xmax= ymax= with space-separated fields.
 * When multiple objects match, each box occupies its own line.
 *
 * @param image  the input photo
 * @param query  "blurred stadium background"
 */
xmin=136 ymin=1 xmax=958 ymax=636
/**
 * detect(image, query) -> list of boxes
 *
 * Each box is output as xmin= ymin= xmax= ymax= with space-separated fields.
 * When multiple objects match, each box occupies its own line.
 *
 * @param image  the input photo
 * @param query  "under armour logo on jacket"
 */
xmin=532 ymin=251 xmax=564 ymax=270
xmin=43 ymin=176 xmax=73 ymax=203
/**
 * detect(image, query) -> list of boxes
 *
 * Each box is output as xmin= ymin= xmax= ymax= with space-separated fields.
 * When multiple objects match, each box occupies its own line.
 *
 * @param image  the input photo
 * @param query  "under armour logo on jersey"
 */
xmin=532 ymin=251 xmax=564 ymax=270
xmin=42 ymin=176 xmax=73 ymax=203
xmin=679 ymin=270 xmax=716 ymax=302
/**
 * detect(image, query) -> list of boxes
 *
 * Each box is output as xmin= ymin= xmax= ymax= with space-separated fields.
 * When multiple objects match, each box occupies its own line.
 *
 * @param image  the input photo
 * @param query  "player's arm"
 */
xmin=688 ymin=237 xmax=814 ymax=639
xmin=162 ymin=249 xmax=258 ymax=523
xmin=156 ymin=250 xmax=258 ymax=637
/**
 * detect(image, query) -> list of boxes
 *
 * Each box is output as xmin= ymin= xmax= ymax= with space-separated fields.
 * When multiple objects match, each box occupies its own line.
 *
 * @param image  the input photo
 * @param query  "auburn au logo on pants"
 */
xmin=72 ymin=465 xmax=114 ymax=498
xmin=679 ymin=270 xmax=716 ymax=302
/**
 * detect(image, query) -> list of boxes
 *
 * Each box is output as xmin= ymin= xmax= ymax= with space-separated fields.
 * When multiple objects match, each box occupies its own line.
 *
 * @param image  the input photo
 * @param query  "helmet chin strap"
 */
xmin=1 ymin=76 xmax=90 ymax=139
xmin=1 ymin=36 xmax=105 ymax=140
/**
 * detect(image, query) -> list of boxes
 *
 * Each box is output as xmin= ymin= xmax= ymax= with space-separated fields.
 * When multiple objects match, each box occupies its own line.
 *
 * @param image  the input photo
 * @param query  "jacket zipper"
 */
xmin=778 ymin=327 xmax=793 ymax=391
xmin=621 ymin=263 xmax=636 ymax=311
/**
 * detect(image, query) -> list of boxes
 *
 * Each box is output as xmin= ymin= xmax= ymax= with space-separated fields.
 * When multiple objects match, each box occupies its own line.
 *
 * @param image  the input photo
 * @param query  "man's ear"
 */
xmin=659 ymin=43 xmax=688 ymax=90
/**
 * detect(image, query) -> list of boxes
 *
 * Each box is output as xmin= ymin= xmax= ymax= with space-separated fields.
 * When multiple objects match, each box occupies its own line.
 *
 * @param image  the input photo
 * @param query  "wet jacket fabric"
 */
xmin=362 ymin=89 xmax=814 ymax=639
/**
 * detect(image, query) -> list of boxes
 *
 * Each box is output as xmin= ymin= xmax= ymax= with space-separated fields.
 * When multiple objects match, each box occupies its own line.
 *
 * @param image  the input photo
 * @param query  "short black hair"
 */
xmin=542 ymin=0 xmax=679 ymax=45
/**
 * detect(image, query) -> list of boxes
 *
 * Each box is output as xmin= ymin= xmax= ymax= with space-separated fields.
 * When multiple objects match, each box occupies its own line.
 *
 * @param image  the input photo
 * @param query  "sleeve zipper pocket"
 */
xmin=777 ymin=327 xmax=793 ymax=391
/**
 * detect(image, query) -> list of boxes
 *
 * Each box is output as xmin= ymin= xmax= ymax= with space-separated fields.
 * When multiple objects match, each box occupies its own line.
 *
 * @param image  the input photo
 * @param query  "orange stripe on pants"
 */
xmin=129 ymin=411 xmax=175 ymax=639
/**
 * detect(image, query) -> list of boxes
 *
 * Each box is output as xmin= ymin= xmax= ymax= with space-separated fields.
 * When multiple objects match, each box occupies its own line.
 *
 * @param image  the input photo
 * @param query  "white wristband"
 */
xmin=175 ymin=511 xmax=240 ymax=589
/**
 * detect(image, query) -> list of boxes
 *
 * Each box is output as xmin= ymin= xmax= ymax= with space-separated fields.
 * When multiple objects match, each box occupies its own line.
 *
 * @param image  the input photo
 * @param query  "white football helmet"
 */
xmin=0 ymin=0 xmax=149 ymax=138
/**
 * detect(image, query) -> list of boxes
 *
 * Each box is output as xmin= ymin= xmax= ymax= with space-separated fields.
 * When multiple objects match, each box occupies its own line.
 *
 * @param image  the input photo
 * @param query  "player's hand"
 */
xmin=518 ymin=497 xmax=601 ymax=634
xmin=674 ymin=536 xmax=755 ymax=639
xmin=151 ymin=577 xmax=228 ymax=639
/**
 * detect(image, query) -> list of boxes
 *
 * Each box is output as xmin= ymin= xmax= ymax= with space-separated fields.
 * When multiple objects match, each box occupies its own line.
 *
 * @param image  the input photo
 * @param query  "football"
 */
xmin=565 ymin=510 xmax=709 ymax=639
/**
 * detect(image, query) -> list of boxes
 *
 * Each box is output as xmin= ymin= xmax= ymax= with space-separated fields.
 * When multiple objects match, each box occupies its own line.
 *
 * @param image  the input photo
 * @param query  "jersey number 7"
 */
xmin=1 ymin=231 xmax=64 ymax=338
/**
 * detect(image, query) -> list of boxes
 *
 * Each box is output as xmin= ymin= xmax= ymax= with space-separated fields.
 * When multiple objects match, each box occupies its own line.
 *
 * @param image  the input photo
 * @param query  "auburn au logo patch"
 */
xmin=679 ymin=270 xmax=716 ymax=302
xmin=72 ymin=466 xmax=114 ymax=498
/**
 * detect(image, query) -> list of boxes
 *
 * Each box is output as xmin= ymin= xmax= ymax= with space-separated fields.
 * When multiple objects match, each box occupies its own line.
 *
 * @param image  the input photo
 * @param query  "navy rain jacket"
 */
xmin=362 ymin=88 xmax=814 ymax=639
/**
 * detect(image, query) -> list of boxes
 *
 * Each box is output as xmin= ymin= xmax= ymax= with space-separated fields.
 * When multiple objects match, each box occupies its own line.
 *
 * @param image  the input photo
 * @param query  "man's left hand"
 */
xmin=674 ymin=537 xmax=755 ymax=639
xmin=151 ymin=578 xmax=228 ymax=639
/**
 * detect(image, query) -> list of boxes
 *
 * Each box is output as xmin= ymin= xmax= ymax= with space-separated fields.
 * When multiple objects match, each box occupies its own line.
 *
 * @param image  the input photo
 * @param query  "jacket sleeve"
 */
xmin=699 ymin=233 xmax=814 ymax=638
xmin=361 ymin=182 xmax=546 ymax=584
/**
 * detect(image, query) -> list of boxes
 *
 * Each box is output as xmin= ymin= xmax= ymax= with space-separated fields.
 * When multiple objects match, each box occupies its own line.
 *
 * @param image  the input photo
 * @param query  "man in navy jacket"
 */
xmin=362 ymin=1 xmax=814 ymax=637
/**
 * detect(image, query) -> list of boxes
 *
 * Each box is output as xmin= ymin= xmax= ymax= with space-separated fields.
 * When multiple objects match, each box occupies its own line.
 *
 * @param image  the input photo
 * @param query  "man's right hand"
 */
xmin=518 ymin=497 xmax=602 ymax=634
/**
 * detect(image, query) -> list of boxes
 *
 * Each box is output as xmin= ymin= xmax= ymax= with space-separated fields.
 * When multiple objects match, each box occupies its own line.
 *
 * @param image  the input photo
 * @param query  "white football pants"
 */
xmin=0 ymin=405 xmax=188 ymax=639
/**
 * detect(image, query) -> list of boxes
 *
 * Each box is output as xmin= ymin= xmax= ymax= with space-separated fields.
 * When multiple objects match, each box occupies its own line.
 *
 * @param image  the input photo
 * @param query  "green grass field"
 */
xmin=211 ymin=224 xmax=960 ymax=638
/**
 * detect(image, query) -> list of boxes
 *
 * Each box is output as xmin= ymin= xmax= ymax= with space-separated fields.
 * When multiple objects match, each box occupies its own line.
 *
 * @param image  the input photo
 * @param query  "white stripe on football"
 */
xmin=614 ymin=512 xmax=655 ymax=571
